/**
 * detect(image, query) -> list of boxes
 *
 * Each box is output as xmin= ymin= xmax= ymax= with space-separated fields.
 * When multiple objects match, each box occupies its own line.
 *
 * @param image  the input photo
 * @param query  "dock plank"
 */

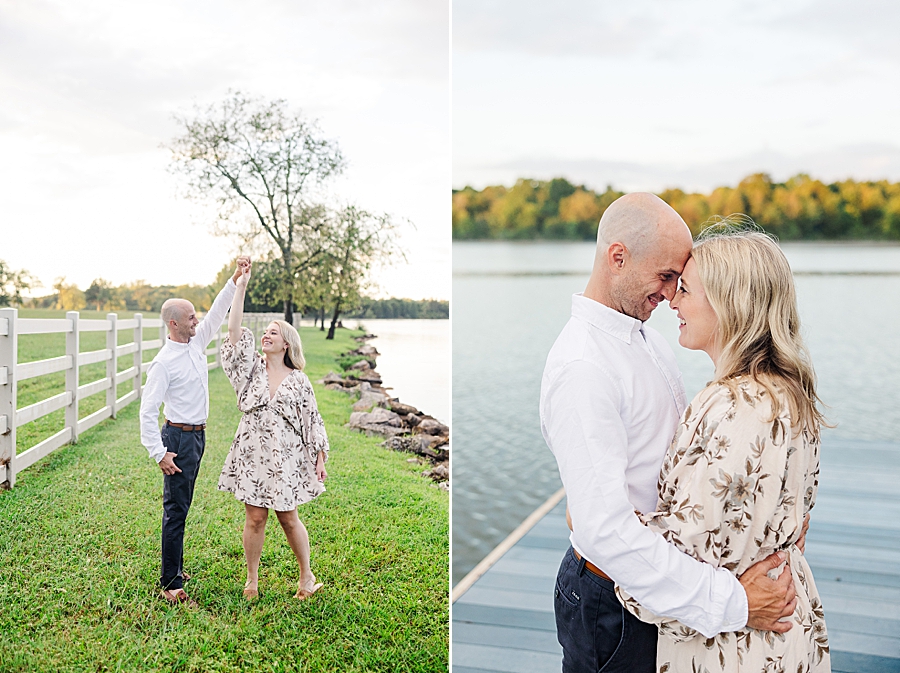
xmin=453 ymin=643 xmax=562 ymax=673
xmin=453 ymin=438 xmax=900 ymax=672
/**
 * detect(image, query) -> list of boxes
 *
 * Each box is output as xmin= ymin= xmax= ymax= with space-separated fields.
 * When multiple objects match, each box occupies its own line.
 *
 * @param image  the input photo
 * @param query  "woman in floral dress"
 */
xmin=217 ymin=261 xmax=329 ymax=600
xmin=617 ymin=229 xmax=831 ymax=672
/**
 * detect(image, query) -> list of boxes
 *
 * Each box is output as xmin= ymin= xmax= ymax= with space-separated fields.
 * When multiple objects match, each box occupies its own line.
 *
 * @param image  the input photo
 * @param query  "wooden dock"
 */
xmin=452 ymin=438 xmax=900 ymax=673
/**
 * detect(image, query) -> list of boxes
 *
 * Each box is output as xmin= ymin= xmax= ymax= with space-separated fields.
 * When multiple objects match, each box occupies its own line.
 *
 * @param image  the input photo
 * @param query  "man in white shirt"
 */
xmin=541 ymin=194 xmax=797 ymax=672
xmin=140 ymin=257 xmax=250 ymax=605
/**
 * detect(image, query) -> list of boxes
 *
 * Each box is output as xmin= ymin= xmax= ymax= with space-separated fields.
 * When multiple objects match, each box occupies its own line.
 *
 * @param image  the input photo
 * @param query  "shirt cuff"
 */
xmin=149 ymin=443 xmax=166 ymax=463
xmin=721 ymin=574 xmax=749 ymax=631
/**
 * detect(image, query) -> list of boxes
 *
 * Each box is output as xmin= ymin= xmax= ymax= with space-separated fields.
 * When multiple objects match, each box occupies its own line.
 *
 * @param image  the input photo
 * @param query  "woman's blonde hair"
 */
xmin=692 ymin=217 xmax=826 ymax=437
xmin=267 ymin=320 xmax=306 ymax=371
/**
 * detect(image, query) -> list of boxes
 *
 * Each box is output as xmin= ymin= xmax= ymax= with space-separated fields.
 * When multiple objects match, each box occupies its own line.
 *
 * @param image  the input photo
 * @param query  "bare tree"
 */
xmin=168 ymin=91 xmax=345 ymax=322
xmin=322 ymin=206 xmax=403 ymax=339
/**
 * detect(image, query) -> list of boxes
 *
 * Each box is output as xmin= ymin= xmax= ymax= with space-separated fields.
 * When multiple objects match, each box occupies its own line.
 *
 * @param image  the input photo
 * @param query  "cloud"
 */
xmin=456 ymin=143 xmax=900 ymax=193
xmin=453 ymin=0 xmax=670 ymax=58
xmin=770 ymin=0 xmax=900 ymax=63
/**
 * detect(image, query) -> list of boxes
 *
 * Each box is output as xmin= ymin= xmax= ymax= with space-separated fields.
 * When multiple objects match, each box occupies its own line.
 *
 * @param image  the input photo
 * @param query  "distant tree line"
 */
xmin=22 ymin=277 xmax=215 ymax=312
xmin=345 ymin=298 xmax=448 ymax=320
xmin=8 ymin=260 xmax=446 ymax=321
xmin=453 ymin=173 xmax=900 ymax=240
xmin=216 ymin=257 xmax=447 ymax=321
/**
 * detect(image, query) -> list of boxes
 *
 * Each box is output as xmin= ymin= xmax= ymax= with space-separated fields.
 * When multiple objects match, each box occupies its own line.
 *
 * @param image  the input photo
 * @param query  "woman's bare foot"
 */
xmin=243 ymin=578 xmax=259 ymax=600
xmin=294 ymin=575 xmax=323 ymax=600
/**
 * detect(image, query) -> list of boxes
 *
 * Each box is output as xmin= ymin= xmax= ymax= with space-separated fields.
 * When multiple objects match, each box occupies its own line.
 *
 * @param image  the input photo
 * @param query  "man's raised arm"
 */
xmin=194 ymin=256 xmax=249 ymax=347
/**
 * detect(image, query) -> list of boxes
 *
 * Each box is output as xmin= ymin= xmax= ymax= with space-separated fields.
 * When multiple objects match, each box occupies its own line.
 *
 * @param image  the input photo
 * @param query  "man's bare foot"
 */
xmin=160 ymin=588 xmax=198 ymax=608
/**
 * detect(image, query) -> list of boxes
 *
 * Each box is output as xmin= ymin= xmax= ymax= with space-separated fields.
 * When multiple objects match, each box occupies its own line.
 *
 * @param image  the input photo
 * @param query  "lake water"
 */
xmin=345 ymin=318 xmax=450 ymax=425
xmin=452 ymin=240 xmax=900 ymax=585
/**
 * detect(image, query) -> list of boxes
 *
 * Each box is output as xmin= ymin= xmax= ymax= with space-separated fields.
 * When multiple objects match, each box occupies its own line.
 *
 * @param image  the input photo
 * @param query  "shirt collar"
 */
xmin=165 ymin=337 xmax=191 ymax=352
xmin=571 ymin=293 xmax=643 ymax=344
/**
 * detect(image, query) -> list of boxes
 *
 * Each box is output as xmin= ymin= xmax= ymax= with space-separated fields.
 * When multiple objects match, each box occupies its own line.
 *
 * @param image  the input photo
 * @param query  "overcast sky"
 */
xmin=1 ymin=0 xmax=449 ymax=300
xmin=453 ymin=0 xmax=900 ymax=193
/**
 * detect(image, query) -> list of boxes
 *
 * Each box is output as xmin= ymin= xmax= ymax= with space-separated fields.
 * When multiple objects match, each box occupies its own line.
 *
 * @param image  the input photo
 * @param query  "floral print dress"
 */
xmin=617 ymin=377 xmax=830 ymax=673
xmin=217 ymin=327 xmax=329 ymax=511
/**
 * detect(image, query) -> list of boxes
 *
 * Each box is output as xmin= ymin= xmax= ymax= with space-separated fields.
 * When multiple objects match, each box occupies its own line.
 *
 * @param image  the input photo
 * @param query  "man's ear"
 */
xmin=607 ymin=242 xmax=628 ymax=273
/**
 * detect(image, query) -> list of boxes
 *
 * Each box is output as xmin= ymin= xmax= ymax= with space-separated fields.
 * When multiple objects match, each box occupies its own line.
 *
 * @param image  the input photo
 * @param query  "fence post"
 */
xmin=133 ymin=314 xmax=143 ymax=398
xmin=0 ymin=308 xmax=17 ymax=488
xmin=107 ymin=313 xmax=118 ymax=419
xmin=66 ymin=311 xmax=80 ymax=444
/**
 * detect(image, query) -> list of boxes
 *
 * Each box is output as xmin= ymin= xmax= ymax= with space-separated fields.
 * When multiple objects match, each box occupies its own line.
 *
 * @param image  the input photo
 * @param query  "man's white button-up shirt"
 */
xmin=139 ymin=279 xmax=237 ymax=463
xmin=540 ymin=293 xmax=748 ymax=638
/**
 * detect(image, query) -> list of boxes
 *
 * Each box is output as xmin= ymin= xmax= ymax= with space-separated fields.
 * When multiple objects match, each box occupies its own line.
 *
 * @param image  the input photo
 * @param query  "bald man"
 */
xmin=540 ymin=194 xmax=796 ymax=672
xmin=140 ymin=257 xmax=250 ymax=606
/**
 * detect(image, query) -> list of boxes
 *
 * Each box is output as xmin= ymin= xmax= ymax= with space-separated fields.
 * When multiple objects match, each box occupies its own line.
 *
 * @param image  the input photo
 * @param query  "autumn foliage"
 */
xmin=452 ymin=174 xmax=900 ymax=240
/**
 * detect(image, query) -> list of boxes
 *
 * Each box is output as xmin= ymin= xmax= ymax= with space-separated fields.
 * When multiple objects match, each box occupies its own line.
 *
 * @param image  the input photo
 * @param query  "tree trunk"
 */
xmin=326 ymin=300 xmax=342 ymax=340
xmin=282 ymin=248 xmax=294 ymax=323
xmin=319 ymin=306 xmax=325 ymax=331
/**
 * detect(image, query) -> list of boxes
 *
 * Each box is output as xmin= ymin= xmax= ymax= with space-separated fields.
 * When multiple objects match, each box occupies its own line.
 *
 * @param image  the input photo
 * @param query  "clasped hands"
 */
xmin=232 ymin=256 xmax=252 ymax=288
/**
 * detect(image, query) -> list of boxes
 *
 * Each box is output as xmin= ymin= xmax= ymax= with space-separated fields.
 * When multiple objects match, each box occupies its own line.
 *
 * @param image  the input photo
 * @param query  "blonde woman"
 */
xmin=218 ymin=262 xmax=329 ymax=600
xmin=617 ymin=228 xmax=831 ymax=671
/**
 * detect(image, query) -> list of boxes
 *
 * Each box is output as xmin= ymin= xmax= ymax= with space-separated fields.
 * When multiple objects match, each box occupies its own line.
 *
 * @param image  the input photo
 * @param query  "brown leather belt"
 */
xmin=573 ymin=549 xmax=612 ymax=582
xmin=166 ymin=420 xmax=206 ymax=432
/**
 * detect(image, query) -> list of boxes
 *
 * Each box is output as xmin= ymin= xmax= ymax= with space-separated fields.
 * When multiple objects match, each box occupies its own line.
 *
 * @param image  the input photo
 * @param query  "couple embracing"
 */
xmin=140 ymin=257 xmax=327 ymax=606
xmin=542 ymin=194 xmax=831 ymax=671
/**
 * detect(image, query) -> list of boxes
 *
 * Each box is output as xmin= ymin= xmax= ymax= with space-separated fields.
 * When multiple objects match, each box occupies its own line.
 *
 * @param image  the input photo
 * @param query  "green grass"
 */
xmin=0 ymin=318 xmax=449 ymax=672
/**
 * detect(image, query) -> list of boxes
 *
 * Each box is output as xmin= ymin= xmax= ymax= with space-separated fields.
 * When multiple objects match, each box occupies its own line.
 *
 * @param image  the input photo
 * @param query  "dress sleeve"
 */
xmin=300 ymin=375 xmax=329 ymax=462
xmin=221 ymin=327 xmax=259 ymax=396
xmin=617 ymin=381 xmax=810 ymax=642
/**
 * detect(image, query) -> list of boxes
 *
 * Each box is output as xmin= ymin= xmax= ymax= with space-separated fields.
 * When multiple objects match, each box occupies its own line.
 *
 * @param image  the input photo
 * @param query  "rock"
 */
xmin=324 ymin=383 xmax=346 ymax=392
xmin=351 ymin=369 xmax=382 ymax=384
xmin=356 ymin=345 xmax=379 ymax=356
xmin=405 ymin=414 xmax=422 ymax=427
xmin=320 ymin=371 xmax=344 ymax=385
xmin=349 ymin=359 xmax=371 ymax=371
xmin=436 ymin=482 xmax=450 ymax=492
xmin=348 ymin=407 xmax=407 ymax=438
xmin=415 ymin=418 xmax=449 ymax=437
xmin=352 ymin=391 xmax=389 ymax=412
xmin=389 ymin=400 xmax=419 ymax=416
xmin=382 ymin=435 xmax=449 ymax=461
xmin=422 ymin=463 xmax=448 ymax=481
xmin=351 ymin=408 xmax=402 ymax=427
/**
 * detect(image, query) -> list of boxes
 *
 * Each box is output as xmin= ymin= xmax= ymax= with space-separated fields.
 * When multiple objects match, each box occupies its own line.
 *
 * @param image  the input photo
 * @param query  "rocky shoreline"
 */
xmin=318 ymin=334 xmax=449 ymax=490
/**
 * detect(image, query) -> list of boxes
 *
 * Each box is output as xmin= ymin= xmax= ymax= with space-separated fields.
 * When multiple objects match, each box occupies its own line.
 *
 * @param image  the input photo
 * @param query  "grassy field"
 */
xmin=0 ymin=313 xmax=449 ymax=672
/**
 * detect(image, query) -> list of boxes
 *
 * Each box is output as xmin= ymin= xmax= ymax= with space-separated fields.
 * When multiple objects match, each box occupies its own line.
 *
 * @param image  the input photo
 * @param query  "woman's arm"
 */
xmin=228 ymin=259 xmax=251 ymax=344
xmin=315 ymin=450 xmax=327 ymax=483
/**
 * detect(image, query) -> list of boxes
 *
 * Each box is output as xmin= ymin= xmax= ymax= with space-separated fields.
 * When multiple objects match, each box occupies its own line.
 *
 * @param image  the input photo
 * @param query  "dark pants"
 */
xmin=160 ymin=424 xmax=205 ymax=591
xmin=554 ymin=546 xmax=657 ymax=673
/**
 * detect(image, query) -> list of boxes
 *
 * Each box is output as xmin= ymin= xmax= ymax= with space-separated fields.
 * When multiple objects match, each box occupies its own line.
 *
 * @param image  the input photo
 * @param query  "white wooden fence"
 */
xmin=0 ymin=309 xmax=295 ymax=489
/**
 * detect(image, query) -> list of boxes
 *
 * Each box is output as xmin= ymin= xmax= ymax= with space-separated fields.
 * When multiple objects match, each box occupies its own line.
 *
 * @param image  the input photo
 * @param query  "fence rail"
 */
xmin=0 ymin=309 xmax=296 ymax=489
